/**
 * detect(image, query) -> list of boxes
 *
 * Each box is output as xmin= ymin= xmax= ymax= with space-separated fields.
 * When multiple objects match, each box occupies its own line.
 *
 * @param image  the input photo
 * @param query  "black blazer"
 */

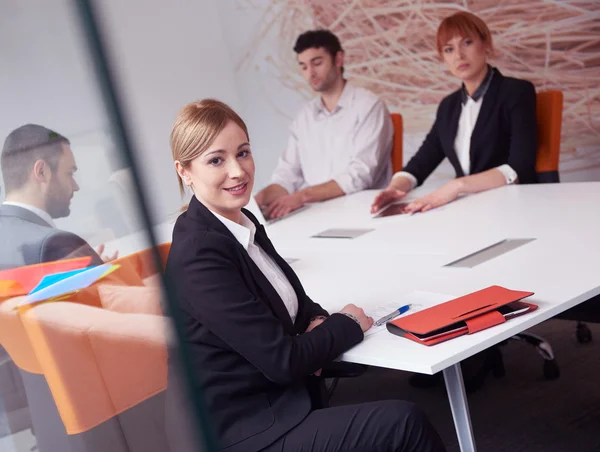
xmin=403 ymin=68 xmax=537 ymax=186
xmin=0 ymin=204 xmax=103 ymax=270
xmin=166 ymin=196 xmax=363 ymax=452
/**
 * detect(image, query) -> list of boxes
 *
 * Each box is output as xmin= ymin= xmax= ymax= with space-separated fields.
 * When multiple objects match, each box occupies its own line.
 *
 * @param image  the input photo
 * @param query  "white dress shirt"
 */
xmin=393 ymin=71 xmax=517 ymax=189
xmin=2 ymin=201 xmax=55 ymax=227
xmin=271 ymin=82 xmax=393 ymax=195
xmin=212 ymin=210 xmax=299 ymax=323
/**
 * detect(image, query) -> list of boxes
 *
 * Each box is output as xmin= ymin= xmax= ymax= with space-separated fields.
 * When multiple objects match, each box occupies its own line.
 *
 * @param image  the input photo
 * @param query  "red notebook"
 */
xmin=386 ymin=285 xmax=537 ymax=346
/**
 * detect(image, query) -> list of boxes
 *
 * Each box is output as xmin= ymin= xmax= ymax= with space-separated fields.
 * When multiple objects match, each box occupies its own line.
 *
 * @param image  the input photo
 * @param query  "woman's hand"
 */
xmin=370 ymin=188 xmax=406 ymax=214
xmin=305 ymin=316 xmax=327 ymax=333
xmin=339 ymin=304 xmax=373 ymax=332
xmin=305 ymin=316 xmax=327 ymax=376
xmin=403 ymin=180 xmax=461 ymax=214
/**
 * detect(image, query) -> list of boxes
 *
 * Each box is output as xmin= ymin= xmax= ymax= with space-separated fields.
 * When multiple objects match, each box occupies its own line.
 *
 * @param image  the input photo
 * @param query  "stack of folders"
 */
xmin=386 ymin=285 xmax=537 ymax=346
xmin=0 ymin=257 xmax=93 ymax=298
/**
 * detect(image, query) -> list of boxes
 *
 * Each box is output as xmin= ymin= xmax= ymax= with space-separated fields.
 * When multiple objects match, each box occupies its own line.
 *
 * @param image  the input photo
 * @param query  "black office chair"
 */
xmin=321 ymin=362 xmax=367 ymax=399
xmin=576 ymin=322 xmax=593 ymax=343
xmin=557 ymin=300 xmax=600 ymax=343
xmin=439 ymin=333 xmax=559 ymax=395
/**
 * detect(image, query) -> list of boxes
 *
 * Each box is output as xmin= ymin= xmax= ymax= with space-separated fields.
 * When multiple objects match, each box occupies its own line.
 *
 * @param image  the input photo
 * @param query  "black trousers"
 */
xmin=260 ymin=400 xmax=446 ymax=452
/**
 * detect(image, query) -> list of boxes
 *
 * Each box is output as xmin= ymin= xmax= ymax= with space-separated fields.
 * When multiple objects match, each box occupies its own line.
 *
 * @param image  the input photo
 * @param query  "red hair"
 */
xmin=436 ymin=12 xmax=493 ymax=56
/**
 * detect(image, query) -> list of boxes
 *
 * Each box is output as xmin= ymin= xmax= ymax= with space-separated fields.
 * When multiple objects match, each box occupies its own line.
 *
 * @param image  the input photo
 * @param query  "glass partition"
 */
xmin=0 ymin=1 xmax=214 ymax=451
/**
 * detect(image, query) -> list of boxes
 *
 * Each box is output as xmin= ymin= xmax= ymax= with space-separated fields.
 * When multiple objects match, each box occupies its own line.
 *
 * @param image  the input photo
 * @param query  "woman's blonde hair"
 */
xmin=170 ymin=99 xmax=249 ymax=196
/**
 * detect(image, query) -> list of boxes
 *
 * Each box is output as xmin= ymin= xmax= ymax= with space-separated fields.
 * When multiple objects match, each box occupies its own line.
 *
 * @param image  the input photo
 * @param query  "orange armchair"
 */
xmin=21 ymin=301 xmax=170 ymax=451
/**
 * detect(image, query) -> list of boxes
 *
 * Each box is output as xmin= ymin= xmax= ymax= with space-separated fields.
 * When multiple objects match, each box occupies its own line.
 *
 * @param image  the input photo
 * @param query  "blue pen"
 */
xmin=375 ymin=304 xmax=412 ymax=326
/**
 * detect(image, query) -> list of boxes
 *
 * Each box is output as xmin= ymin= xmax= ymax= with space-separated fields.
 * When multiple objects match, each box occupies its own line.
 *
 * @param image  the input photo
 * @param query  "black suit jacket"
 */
xmin=166 ymin=197 xmax=363 ymax=452
xmin=403 ymin=68 xmax=537 ymax=186
xmin=0 ymin=204 xmax=103 ymax=270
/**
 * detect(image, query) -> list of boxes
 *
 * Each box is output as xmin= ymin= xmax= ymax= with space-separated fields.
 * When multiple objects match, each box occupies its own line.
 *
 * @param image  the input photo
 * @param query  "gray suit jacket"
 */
xmin=0 ymin=204 xmax=103 ymax=271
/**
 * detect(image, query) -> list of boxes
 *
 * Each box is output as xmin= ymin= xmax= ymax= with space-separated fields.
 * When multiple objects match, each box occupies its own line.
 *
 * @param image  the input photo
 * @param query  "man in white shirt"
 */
xmin=0 ymin=124 xmax=111 ymax=270
xmin=255 ymin=29 xmax=394 ymax=219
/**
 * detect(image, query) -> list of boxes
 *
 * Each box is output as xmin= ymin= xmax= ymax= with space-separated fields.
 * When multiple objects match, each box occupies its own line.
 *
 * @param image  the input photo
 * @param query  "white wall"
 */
xmin=0 ymin=1 xmax=106 ymax=142
xmin=215 ymin=0 xmax=307 ymax=190
xmin=0 ymin=0 xmax=120 ymax=241
xmin=95 ymin=0 xmax=244 ymax=223
xmin=0 ymin=0 xmax=245 ymax=243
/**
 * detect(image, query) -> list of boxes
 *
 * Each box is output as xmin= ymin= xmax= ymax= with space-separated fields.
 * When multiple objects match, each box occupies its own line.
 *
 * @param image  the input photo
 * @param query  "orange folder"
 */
xmin=386 ymin=285 xmax=537 ymax=346
xmin=0 ymin=256 xmax=93 ymax=295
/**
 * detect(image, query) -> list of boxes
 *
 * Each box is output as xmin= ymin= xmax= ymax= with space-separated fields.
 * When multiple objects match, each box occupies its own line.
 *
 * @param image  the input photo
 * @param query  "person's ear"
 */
xmin=335 ymin=50 xmax=344 ymax=69
xmin=174 ymin=161 xmax=191 ymax=186
xmin=484 ymin=43 xmax=494 ymax=58
xmin=32 ymin=160 xmax=50 ymax=183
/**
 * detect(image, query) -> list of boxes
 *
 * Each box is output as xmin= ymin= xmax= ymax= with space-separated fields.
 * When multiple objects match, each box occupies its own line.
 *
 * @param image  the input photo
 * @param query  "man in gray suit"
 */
xmin=0 ymin=124 xmax=105 ymax=270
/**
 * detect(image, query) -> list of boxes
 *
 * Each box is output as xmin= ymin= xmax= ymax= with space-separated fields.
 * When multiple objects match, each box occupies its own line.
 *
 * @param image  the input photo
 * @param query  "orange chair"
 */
xmin=0 ymin=297 xmax=35 ymax=440
xmin=1 ymin=296 xmax=73 ymax=451
xmin=111 ymin=242 xmax=171 ymax=280
xmin=69 ymin=242 xmax=171 ymax=307
xmin=535 ymin=90 xmax=563 ymax=183
xmin=390 ymin=113 xmax=403 ymax=173
xmin=20 ymin=301 xmax=169 ymax=451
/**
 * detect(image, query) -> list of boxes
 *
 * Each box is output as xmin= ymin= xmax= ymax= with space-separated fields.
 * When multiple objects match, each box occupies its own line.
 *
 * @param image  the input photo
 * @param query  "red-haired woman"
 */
xmin=371 ymin=11 xmax=537 ymax=214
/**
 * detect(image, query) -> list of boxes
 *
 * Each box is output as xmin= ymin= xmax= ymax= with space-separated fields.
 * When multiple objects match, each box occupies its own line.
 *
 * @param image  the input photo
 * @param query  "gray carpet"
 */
xmin=331 ymin=319 xmax=600 ymax=452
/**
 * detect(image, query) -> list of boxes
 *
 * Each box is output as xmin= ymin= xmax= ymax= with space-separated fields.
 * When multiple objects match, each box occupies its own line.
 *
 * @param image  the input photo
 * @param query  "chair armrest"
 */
xmin=320 ymin=362 xmax=367 ymax=379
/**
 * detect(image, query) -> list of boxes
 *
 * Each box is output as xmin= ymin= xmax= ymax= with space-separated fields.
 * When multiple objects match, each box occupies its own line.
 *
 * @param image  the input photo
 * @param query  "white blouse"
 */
xmin=211 ymin=211 xmax=299 ymax=323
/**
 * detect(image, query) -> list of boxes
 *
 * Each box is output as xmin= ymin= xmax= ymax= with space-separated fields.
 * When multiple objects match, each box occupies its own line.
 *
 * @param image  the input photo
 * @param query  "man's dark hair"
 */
xmin=1 ymin=124 xmax=70 ymax=193
xmin=294 ymin=29 xmax=344 ymax=73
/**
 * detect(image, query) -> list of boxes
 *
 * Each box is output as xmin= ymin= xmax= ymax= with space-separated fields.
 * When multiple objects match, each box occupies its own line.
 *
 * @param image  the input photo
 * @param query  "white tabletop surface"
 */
xmin=268 ymin=182 xmax=600 ymax=263
xmin=108 ymin=182 xmax=600 ymax=375
xmin=269 ymin=182 xmax=600 ymax=373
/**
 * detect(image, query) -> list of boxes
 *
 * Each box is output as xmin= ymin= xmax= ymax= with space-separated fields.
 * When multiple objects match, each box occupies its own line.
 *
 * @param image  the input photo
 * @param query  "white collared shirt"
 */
xmin=455 ymin=96 xmax=485 ymax=176
xmin=2 ymin=201 xmax=55 ymax=227
xmin=271 ymin=82 xmax=393 ymax=195
xmin=393 ymin=97 xmax=517 ymax=189
xmin=211 ymin=210 xmax=298 ymax=323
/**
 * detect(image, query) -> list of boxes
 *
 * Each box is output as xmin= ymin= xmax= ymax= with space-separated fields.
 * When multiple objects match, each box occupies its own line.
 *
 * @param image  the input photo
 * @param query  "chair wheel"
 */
xmin=576 ymin=323 xmax=593 ymax=344
xmin=543 ymin=359 xmax=560 ymax=380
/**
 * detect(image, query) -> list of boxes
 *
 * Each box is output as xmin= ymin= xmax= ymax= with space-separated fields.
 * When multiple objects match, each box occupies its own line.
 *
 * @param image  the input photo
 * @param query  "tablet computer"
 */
xmin=373 ymin=202 xmax=410 ymax=218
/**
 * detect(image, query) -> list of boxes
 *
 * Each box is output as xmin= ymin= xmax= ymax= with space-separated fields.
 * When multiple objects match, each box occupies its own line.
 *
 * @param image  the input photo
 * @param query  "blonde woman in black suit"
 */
xmin=166 ymin=99 xmax=446 ymax=452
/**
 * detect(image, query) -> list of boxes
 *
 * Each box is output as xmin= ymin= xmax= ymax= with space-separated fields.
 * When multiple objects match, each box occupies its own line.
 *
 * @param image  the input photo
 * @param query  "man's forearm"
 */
xmin=298 ymin=180 xmax=345 ymax=203
xmin=256 ymin=184 xmax=289 ymax=206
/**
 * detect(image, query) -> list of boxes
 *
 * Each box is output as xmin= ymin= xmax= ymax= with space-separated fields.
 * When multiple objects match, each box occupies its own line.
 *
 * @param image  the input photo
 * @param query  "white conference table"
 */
xmin=106 ymin=182 xmax=600 ymax=451
xmin=265 ymin=182 xmax=600 ymax=452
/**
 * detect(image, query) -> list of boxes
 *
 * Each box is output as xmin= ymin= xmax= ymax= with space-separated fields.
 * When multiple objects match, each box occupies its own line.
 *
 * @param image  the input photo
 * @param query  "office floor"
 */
xmin=332 ymin=319 xmax=600 ymax=452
